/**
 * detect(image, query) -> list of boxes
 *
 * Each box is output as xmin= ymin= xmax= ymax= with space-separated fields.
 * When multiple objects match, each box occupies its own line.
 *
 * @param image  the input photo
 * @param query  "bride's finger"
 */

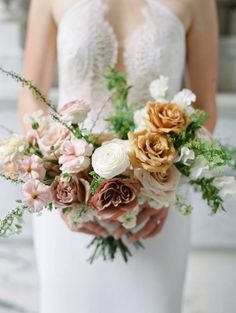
xmin=144 ymin=212 xmax=168 ymax=239
xmin=114 ymin=226 xmax=127 ymax=239
xmin=127 ymin=218 xmax=157 ymax=243
xmin=85 ymin=221 xmax=108 ymax=237
xmin=74 ymin=226 xmax=97 ymax=236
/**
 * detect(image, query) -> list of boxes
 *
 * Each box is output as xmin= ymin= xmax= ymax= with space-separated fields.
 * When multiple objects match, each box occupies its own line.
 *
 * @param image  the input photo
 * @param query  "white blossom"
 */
xmin=190 ymin=158 xmax=209 ymax=179
xmin=118 ymin=209 xmax=139 ymax=229
xmin=134 ymin=107 xmax=147 ymax=130
xmin=172 ymin=89 xmax=196 ymax=114
xmin=149 ymin=76 xmax=169 ymax=102
xmin=175 ymin=147 xmax=195 ymax=166
xmin=0 ymin=134 xmax=27 ymax=164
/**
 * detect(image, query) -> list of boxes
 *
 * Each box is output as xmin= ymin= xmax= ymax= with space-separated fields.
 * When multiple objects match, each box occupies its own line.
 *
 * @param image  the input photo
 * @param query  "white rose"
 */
xmin=92 ymin=140 xmax=130 ymax=179
xmin=59 ymin=100 xmax=90 ymax=124
xmin=213 ymin=176 xmax=236 ymax=198
xmin=190 ymin=158 xmax=209 ymax=179
xmin=0 ymin=134 xmax=26 ymax=164
xmin=149 ymin=76 xmax=169 ymax=102
xmin=172 ymin=89 xmax=196 ymax=114
xmin=118 ymin=208 xmax=140 ymax=229
xmin=134 ymin=107 xmax=147 ymax=130
xmin=175 ymin=147 xmax=195 ymax=166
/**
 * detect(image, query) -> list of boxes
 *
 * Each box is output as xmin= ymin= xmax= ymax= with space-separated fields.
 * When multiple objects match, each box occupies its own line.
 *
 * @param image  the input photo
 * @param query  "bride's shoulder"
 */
xmin=184 ymin=0 xmax=216 ymax=15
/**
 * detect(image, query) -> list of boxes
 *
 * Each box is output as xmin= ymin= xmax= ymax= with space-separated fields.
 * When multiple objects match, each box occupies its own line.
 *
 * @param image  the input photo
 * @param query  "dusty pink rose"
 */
xmin=59 ymin=100 xmax=90 ymax=124
xmin=59 ymin=138 xmax=93 ymax=174
xmin=22 ymin=179 xmax=52 ymax=212
xmin=18 ymin=155 xmax=46 ymax=181
xmin=38 ymin=123 xmax=70 ymax=158
xmin=90 ymin=178 xmax=139 ymax=220
xmin=51 ymin=175 xmax=90 ymax=209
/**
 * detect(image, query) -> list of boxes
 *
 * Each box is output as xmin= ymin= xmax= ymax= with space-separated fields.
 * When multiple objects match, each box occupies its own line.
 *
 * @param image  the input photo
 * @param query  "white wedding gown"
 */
xmin=33 ymin=1 xmax=191 ymax=312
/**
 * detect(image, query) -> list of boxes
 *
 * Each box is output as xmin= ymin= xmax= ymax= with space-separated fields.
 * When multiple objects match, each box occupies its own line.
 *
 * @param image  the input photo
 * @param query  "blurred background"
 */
xmin=0 ymin=0 xmax=236 ymax=312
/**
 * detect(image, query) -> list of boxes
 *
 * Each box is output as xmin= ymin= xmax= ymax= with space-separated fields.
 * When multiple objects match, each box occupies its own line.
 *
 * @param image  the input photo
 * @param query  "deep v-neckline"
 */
xmin=58 ymin=0 xmax=185 ymax=72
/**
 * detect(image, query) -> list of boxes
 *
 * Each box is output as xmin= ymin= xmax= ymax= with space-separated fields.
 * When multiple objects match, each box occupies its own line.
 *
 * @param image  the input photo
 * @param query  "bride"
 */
xmin=18 ymin=0 xmax=218 ymax=312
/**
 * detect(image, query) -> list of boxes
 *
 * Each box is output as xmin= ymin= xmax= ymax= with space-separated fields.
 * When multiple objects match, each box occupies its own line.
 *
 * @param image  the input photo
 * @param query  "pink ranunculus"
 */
xmin=59 ymin=100 xmax=90 ymax=124
xmin=51 ymin=175 xmax=90 ymax=209
xmin=22 ymin=179 xmax=52 ymax=212
xmin=18 ymin=155 xmax=46 ymax=181
xmin=59 ymin=138 xmax=93 ymax=174
xmin=37 ymin=123 xmax=70 ymax=158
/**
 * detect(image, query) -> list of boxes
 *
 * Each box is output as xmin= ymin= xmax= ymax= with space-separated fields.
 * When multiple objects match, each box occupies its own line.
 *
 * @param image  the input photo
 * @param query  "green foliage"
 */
xmin=190 ymin=109 xmax=208 ymax=127
xmin=90 ymin=171 xmax=103 ymax=193
xmin=175 ymin=195 xmax=193 ymax=216
xmin=174 ymin=162 xmax=191 ymax=177
xmin=105 ymin=67 xmax=136 ymax=139
xmin=186 ymin=139 xmax=234 ymax=168
xmin=0 ymin=203 xmax=25 ymax=237
xmin=190 ymin=177 xmax=225 ymax=214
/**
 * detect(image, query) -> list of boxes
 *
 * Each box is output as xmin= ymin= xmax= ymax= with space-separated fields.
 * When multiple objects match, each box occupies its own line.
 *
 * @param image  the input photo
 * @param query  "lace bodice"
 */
xmin=57 ymin=0 xmax=186 ymax=132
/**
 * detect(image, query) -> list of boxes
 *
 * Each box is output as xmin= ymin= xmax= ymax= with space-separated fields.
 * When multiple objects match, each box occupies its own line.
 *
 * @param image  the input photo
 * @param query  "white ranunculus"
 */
xmin=92 ymin=140 xmax=130 ymax=179
xmin=59 ymin=100 xmax=90 ymax=124
xmin=0 ymin=134 xmax=26 ymax=164
xmin=172 ymin=89 xmax=196 ymax=114
xmin=149 ymin=76 xmax=169 ymax=102
xmin=118 ymin=208 xmax=140 ymax=229
xmin=190 ymin=158 xmax=209 ymax=179
xmin=134 ymin=107 xmax=147 ymax=130
xmin=213 ymin=176 xmax=236 ymax=198
xmin=175 ymin=147 xmax=195 ymax=166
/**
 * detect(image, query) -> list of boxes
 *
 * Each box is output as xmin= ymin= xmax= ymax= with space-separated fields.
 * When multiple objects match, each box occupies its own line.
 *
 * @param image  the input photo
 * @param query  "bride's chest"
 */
xmin=57 ymin=0 xmax=186 ymax=87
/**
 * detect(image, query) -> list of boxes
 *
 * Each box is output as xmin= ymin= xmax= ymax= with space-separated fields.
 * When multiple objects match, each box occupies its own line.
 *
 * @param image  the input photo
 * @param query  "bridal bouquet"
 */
xmin=0 ymin=67 xmax=235 ymax=263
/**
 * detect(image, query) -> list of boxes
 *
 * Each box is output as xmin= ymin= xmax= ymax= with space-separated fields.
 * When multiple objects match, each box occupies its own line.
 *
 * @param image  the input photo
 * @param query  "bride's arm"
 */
xmin=186 ymin=0 xmax=218 ymax=133
xmin=18 ymin=0 xmax=57 ymax=132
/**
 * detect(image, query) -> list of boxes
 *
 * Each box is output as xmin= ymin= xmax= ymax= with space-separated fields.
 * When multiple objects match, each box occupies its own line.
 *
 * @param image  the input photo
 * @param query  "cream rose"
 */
xmin=59 ymin=100 xmax=90 ymax=124
xmin=134 ymin=166 xmax=180 ymax=207
xmin=92 ymin=140 xmax=130 ymax=179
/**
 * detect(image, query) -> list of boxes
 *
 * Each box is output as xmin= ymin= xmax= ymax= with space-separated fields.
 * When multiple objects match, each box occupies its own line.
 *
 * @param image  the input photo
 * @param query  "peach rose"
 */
xmin=90 ymin=178 xmax=139 ymax=221
xmin=146 ymin=102 xmax=190 ymax=135
xmin=128 ymin=129 xmax=176 ymax=173
xmin=3 ymin=161 xmax=19 ymax=179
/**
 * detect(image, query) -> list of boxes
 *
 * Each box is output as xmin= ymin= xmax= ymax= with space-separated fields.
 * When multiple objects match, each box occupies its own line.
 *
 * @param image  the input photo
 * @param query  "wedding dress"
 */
xmin=33 ymin=1 xmax=191 ymax=312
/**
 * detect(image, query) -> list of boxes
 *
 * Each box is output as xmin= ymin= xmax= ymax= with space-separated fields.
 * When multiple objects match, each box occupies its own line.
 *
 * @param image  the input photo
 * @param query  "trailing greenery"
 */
xmin=175 ymin=195 xmax=193 ymax=216
xmin=0 ymin=203 xmax=26 ymax=237
xmin=186 ymin=139 xmax=233 ymax=168
xmin=105 ymin=67 xmax=136 ymax=139
xmin=190 ymin=177 xmax=225 ymax=215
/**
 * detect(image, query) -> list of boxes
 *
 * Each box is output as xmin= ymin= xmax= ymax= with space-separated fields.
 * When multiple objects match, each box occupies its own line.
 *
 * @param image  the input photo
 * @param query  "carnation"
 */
xmin=59 ymin=138 xmax=93 ymax=174
xmin=0 ymin=134 xmax=27 ymax=164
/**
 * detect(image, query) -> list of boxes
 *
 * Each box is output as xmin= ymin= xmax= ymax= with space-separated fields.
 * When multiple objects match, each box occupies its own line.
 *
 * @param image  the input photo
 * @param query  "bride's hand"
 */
xmin=61 ymin=212 xmax=108 ymax=237
xmin=114 ymin=205 xmax=169 ymax=243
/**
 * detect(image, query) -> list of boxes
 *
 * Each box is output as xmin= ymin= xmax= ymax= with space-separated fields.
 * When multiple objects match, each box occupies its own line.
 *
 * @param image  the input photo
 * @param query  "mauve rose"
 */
xmin=51 ymin=175 xmax=90 ymax=209
xmin=90 ymin=178 xmax=139 ymax=220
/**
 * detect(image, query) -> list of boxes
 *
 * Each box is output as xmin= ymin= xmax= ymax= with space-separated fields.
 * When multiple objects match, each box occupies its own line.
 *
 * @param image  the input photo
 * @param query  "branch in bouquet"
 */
xmin=0 ymin=124 xmax=14 ymax=135
xmin=90 ymin=171 xmax=103 ymax=193
xmin=0 ymin=204 xmax=26 ymax=237
xmin=0 ymin=173 xmax=24 ymax=184
xmin=190 ymin=177 xmax=225 ymax=214
xmin=105 ymin=67 xmax=136 ymax=139
xmin=175 ymin=195 xmax=193 ymax=216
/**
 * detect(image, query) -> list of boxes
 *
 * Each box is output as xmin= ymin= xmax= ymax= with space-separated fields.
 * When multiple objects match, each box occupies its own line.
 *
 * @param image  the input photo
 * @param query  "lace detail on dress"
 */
xmin=57 ymin=0 xmax=186 ymax=132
